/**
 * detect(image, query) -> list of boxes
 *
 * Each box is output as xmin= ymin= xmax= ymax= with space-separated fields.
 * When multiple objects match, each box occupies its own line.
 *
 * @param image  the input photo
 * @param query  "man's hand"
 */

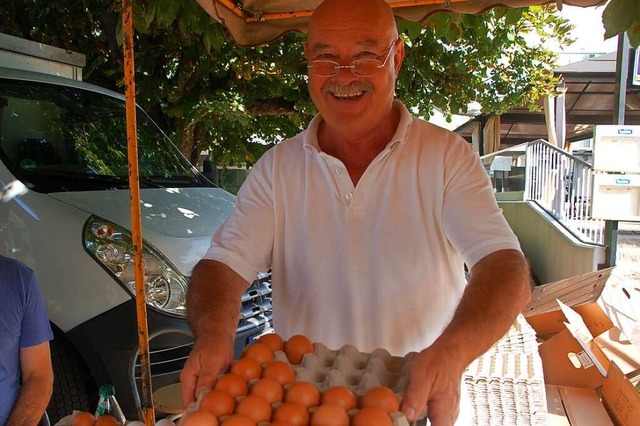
xmin=400 ymin=344 xmax=465 ymax=426
xmin=180 ymin=332 xmax=235 ymax=408
xmin=181 ymin=260 xmax=249 ymax=407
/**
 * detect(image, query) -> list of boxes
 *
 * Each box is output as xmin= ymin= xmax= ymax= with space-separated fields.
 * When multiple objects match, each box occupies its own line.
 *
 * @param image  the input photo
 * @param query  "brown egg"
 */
xmin=214 ymin=373 xmax=249 ymax=398
xmin=320 ymin=386 xmax=357 ymax=411
xmin=257 ymin=333 xmax=284 ymax=352
xmin=250 ymin=377 xmax=284 ymax=404
xmin=182 ymin=410 xmax=219 ymax=426
xmin=243 ymin=342 xmax=275 ymax=364
xmin=266 ymin=422 xmax=292 ymax=426
xmin=284 ymin=381 xmax=320 ymax=408
xmin=94 ymin=415 xmax=119 ymax=426
xmin=261 ymin=361 xmax=295 ymax=386
xmin=352 ymin=406 xmax=393 ymax=426
xmin=200 ymin=388 xmax=236 ymax=417
xmin=71 ymin=412 xmax=95 ymax=426
xmin=235 ymin=395 xmax=273 ymax=423
xmin=359 ymin=386 xmax=400 ymax=413
xmin=283 ymin=335 xmax=314 ymax=364
xmin=230 ymin=357 xmax=262 ymax=381
xmin=220 ymin=413 xmax=256 ymax=426
xmin=310 ymin=403 xmax=350 ymax=425
xmin=272 ymin=401 xmax=309 ymax=426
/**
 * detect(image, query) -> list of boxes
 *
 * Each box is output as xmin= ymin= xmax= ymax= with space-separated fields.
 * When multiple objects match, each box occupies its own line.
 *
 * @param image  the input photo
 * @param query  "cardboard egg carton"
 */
xmin=273 ymin=342 xmax=415 ymax=425
xmin=180 ymin=342 xmax=418 ymax=426
xmin=275 ymin=342 xmax=414 ymax=397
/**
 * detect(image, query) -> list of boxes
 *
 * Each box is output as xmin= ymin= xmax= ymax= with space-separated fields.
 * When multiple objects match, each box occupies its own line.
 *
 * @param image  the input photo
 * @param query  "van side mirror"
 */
xmin=202 ymin=159 xmax=218 ymax=185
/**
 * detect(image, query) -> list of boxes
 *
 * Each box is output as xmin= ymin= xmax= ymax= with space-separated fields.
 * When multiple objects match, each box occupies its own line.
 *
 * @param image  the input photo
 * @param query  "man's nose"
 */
xmin=334 ymin=65 xmax=360 ymax=82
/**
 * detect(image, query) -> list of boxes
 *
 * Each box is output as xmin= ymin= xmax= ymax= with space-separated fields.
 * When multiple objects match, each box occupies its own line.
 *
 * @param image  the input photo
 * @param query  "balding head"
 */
xmin=307 ymin=0 xmax=398 ymax=44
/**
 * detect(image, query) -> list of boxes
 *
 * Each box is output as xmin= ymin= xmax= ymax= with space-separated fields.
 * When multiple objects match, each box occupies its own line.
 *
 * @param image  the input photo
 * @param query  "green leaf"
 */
xmin=628 ymin=22 xmax=640 ymax=48
xmin=602 ymin=0 xmax=638 ymax=40
xmin=145 ymin=2 xmax=157 ymax=27
xmin=460 ymin=13 xmax=480 ymax=27
xmin=397 ymin=20 xmax=423 ymax=41
xmin=132 ymin=2 xmax=149 ymax=34
xmin=444 ymin=24 xmax=463 ymax=44
xmin=156 ymin=0 xmax=179 ymax=27
xmin=426 ymin=12 xmax=451 ymax=38
xmin=504 ymin=8 xmax=524 ymax=26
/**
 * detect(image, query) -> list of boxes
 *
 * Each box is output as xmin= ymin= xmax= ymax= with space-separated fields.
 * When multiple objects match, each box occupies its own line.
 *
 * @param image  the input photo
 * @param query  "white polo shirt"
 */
xmin=204 ymin=101 xmax=521 ymax=356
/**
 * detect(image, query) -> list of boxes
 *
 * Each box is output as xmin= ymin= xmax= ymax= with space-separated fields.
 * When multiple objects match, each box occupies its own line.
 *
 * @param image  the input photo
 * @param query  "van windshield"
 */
xmin=0 ymin=79 xmax=212 ymax=192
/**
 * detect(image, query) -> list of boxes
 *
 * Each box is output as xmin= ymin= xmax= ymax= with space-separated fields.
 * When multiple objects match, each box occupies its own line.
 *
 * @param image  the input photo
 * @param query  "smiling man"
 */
xmin=182 ymin=1 xmax=531 ymax=424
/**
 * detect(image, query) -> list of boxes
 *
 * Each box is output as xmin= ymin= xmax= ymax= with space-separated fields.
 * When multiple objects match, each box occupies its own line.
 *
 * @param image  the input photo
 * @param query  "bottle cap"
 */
xmin=99 ymin=384 xmax=116 ymax=397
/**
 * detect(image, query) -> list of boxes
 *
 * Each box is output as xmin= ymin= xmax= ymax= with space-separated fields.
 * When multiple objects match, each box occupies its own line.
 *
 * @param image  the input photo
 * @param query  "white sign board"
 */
xmin=592 ymin=125 xmax=640 ymax=173
xmin=592 ymin=173 xmax=640 ymax=221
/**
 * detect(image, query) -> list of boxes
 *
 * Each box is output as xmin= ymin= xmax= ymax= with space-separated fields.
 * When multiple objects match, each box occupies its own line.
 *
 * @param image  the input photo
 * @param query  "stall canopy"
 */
xmin=195 ymin=0 xmax=607 ymax=47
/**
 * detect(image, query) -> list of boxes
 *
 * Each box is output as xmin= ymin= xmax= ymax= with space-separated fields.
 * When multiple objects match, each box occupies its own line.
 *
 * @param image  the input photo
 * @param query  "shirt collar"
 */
xmin=303 ymin=100 xmax=413 ymax=153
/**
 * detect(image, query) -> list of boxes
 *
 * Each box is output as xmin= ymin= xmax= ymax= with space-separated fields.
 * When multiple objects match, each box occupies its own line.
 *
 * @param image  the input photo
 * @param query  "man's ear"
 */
xmin=394 ymin=40 xmax=405 ymax=76
xmin=303 ymin=42 xmax=310 ymax=60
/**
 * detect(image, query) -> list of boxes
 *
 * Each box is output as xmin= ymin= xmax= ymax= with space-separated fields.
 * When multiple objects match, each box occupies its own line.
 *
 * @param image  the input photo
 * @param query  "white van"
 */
xmin=0 ymin=34 xmax=272 ymax=421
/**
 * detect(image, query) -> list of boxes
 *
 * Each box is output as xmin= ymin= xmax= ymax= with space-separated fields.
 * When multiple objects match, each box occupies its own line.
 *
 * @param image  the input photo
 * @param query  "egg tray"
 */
xmin=275 ymin=342 xmax=415 ymax=397
xmin=180 ymin=342 xmax=421 ymax=426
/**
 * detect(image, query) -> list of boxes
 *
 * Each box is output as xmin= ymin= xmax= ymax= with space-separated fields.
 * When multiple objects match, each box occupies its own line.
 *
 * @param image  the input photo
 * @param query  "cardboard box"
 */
xmin=601 ymin=361 xmax=640 ymax=425
xmin=546 ymin=362 xmax=640 ymax=426
xmin=522 ymin=267 xmax=640 ymax=424
xmin=538 ymin=300 xmax=612 ymax=388
xmin=545 ymin=384 xmax=613 ymax=425
xmin=524 ymin=267 xmax=640 ymax=345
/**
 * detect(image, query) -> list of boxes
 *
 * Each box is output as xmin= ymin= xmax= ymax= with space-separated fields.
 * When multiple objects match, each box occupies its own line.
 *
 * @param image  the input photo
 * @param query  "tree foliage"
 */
xmin=1 ymin=1 xmax=576 ymax=166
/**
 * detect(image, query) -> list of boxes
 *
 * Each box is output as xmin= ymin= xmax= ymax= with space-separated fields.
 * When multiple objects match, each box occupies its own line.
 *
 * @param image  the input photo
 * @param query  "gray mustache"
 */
xmin=321 ymin=82 xmax=373 ymax=96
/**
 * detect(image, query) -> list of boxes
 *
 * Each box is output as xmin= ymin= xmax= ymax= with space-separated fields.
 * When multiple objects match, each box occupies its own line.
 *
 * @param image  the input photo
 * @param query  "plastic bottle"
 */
xmin=95 ymin=384 xmax=127 ymax=424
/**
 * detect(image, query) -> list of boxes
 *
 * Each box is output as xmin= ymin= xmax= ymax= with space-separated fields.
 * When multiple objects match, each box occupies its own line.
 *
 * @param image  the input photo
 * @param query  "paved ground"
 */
xmin=617 ymin=221 xmax=640 ymax=285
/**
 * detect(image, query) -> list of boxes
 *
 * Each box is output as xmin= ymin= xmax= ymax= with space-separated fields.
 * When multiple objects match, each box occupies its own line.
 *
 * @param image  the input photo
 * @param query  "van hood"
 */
xmin=50 ymin=187 xmax=236 ymax=275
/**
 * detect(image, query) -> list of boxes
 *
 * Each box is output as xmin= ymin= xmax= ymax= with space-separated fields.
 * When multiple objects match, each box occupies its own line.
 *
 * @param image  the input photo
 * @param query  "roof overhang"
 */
xmin=456 ymin=51 xmax=640 ymax=148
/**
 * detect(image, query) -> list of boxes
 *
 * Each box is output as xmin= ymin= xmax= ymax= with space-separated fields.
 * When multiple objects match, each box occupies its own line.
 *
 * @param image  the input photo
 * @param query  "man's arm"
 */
xmin=401 ymin=249 xmax=531 ymax=425
xmin=7 ymin=342 xmax=54 ymax=426
xmin=180 ymin=259 xmax=249 ymax=407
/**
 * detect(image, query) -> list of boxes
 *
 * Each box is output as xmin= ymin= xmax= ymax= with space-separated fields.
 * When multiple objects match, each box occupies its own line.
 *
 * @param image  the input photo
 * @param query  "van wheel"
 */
xmin=47 ymin=326 xmax=98 ymax=423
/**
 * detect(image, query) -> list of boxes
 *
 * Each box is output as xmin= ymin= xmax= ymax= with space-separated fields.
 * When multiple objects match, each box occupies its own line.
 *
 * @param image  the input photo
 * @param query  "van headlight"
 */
xmin=83 ymin=217 xmax=187 ymax=317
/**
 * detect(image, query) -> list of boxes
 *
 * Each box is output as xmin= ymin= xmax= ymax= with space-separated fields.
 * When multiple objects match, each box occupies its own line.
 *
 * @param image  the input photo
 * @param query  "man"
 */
xmin=0 ymin=255 xmax=54 ymax=426
xmin=181 ymin=0 xmax=531 ymax=424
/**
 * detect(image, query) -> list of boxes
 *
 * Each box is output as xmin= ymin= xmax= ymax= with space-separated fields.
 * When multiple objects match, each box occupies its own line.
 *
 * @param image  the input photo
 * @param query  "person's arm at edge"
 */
xmin=401 ymin=249 xmax=531 ymax=425
xmin=7 ymin=342 xmax=54 ymax=426
xmin=180 ymin=259 xmax=250 ymax=407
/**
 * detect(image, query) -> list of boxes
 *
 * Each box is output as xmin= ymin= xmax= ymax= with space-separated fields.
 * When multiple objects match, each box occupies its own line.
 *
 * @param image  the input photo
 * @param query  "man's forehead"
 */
xmin=306 ymin=38 xmax=381 ymax=52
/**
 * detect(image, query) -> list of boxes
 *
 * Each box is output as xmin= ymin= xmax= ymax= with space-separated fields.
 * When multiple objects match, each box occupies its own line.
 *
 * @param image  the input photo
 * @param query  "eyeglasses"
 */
xmin=307 ymin=40 xmax=398 ymax=77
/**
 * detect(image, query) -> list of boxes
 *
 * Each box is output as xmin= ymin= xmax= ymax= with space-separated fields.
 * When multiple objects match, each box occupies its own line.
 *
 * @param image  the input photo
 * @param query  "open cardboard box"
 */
xmin=522 ymin=270 xmax=640 ymax=425
xmin=524 ymin=268 xmax=639 ymax=344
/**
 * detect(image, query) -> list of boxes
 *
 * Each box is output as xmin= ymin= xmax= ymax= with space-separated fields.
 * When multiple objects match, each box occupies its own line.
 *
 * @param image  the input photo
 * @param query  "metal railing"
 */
xmin=481 ymin=140 xmax=605 ymax=245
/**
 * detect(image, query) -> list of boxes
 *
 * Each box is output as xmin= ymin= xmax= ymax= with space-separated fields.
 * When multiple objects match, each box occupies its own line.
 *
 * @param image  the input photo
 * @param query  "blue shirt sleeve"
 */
xmin=19 ymin=267 xmax=53 ymax=348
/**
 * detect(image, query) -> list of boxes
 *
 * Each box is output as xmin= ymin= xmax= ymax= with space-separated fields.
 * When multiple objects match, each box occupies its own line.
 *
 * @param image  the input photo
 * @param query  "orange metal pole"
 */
xmin=122 ymin=0 xmax=155 ymax=424
xmin=217 ymin=0 xmax=247 ymax=18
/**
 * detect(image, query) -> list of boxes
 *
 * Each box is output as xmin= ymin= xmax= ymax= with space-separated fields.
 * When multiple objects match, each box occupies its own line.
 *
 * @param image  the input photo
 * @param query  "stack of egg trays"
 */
xmin=462 ymin=314 xmax=547 ymax=426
